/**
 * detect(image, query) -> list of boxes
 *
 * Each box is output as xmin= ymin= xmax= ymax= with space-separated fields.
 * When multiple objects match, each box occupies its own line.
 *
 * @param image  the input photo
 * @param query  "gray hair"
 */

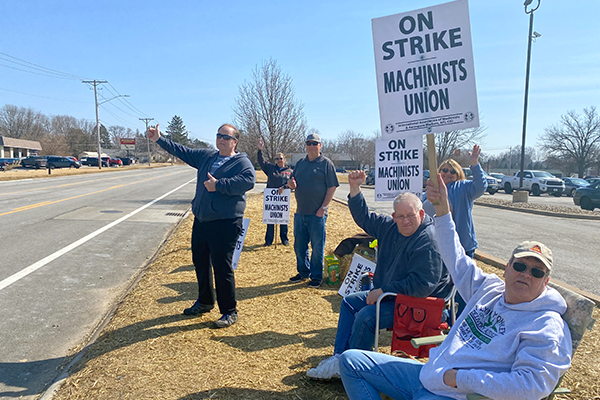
xmin=393 ymin=192 xmax=423 ymax=213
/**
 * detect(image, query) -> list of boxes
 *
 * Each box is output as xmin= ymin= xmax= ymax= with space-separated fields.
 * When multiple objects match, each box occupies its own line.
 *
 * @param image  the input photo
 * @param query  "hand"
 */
xmin=204 ymin=172 xmax=217 ymax=192
xmin=258 ymin=138 xmax=264 ymax=150
xmin=147 ymin=123 xmax=161 ymax=142
xmin=316 ymin=207 xmax=325 ymax=218
xmin=348 ymin=170 xmax=366 ymax=189
xmin=443 ymin=369 xmax=458 ymax=388
xmin=426 ymin=174 xmax=450 ymax=216
xmin=468 ymin=144 xmax=481 ymax=167
xmin=278 ymin=186 xmax=285 ymax=195
xmin=287 ymin=177 xmax=297 ymax=190
xmin=366 ymin=288 xmax=383 ymax=305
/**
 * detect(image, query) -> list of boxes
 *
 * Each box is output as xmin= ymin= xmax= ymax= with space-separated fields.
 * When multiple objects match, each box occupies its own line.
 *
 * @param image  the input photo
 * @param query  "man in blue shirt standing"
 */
xmin=287 ymin=133 xmax=339 ymax=288
xmin=147 ymin=123 xmax=255 ymax=328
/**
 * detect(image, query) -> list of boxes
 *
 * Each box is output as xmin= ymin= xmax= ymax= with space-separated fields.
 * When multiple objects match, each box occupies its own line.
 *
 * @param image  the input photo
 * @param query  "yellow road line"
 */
xmin=0 ymin=171 xmax=191 ymax=217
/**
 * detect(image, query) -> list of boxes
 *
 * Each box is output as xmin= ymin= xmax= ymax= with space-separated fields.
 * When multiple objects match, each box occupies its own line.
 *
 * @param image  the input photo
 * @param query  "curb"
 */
xmin=333 ymin=196 xmax=600 ymax=306
xmin=474 ymin=201 xmax=600 ymax=221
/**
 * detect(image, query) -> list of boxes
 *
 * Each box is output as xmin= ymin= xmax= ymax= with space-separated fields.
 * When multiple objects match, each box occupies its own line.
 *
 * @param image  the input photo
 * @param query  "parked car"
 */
xmin=489 ymin=173 xmax=504 ymax=184
xmin=120 ymin=157 xmax=134 ymax=166
xmin=562 ymin=177 xmax=590 ymax=197
xmin=21 ymin=155 xmax=48 ymax=169
xmin=86 ymin=157 xmax=109 ymax=167
xmin=501 ymin=170 xmax=564 ymax=196
xmin=422 ymin=169 xmax=430 ymax=189
xmin=80 ymin=157 xmax=90 ymax=166
xmin=585 ymin=177 xmax=600 ymax=185
xmin=573 ymin=180 xmax=600 ymax=211
xmin=365 ymin=170 xmax=375 ymax=185
xmin=335 ymin=167 xmax=347 ymax=173
xmin=463 ymin=168 xmax=498 ymax=194
xmin=46 ymin=156 xmax=81 ymax=169
xmin=109 ymin=157 xmax=123 ymax=166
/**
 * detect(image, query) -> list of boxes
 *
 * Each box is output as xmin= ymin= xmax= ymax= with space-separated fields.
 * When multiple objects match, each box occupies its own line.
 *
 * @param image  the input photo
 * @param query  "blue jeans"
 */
xmin=340 ymin=349 xmax=454 ymax=400
xmin=293 ymin=213 xmax=327 ymax=282
xmin=333 ymin=291 xmax=395 ymax=355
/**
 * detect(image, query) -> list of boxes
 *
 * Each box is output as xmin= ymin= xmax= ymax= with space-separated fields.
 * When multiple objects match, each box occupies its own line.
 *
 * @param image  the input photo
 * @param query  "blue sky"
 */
xmin=1 ymin=0 xmax=598 ymax=156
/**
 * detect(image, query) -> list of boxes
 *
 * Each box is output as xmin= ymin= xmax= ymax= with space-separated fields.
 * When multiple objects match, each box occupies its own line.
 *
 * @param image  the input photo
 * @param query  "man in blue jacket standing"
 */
xmin=147 ymin=123 xmax=255 ymax=328
xmin=306 ymin=170 xmax=451 ymax=380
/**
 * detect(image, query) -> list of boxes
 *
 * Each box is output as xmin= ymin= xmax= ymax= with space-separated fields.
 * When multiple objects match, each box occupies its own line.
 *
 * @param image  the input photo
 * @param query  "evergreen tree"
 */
xmin=165 ymin=115 xmax=190 ymax=146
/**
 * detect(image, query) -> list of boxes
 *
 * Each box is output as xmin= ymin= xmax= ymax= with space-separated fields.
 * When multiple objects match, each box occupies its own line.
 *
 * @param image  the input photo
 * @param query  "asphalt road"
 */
xmin=0 ymin=166 xmax=198 ymax=399
xmin=333 ymin=184 xmax=600 ymax=297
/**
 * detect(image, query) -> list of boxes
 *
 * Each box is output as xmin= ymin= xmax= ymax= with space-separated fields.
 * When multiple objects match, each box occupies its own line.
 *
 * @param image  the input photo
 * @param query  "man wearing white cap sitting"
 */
xmin=339 ymin=173 xmax=572 ymax=400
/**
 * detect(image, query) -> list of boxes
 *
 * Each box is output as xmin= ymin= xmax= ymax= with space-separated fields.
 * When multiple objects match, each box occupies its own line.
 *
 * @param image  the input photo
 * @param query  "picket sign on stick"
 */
xmin=426 ymin=133 xmax=440 ymax=205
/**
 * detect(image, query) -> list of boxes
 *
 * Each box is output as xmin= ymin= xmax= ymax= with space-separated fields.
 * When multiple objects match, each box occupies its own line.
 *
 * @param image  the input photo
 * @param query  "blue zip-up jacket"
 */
xmin=156 ymin=137 xmax=256 ymax=222
xmin=423 ymin=163 xmax=487 ymax=253
xmin=348 ymin=192 xmax=451 ymax=298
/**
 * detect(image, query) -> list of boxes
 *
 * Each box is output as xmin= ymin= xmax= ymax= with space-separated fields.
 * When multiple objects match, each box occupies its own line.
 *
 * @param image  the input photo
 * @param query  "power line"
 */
xmin=0 ymin=87 xmax=88 ymax=103
xmin=0 ymin=52 xmax=86 ymax=80
xmin=106 ymin=82 xmax=151 ymax=118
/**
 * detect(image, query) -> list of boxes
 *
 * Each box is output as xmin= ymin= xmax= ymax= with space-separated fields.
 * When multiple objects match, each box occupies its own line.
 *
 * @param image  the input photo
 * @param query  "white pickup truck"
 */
xmin=501 ymin=170 xmax=565 ymax=196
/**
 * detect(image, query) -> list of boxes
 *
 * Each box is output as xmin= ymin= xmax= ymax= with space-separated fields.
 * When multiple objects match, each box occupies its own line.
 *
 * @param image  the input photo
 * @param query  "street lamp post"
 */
xmin=518 ymin=0 xmax=541 ymax=190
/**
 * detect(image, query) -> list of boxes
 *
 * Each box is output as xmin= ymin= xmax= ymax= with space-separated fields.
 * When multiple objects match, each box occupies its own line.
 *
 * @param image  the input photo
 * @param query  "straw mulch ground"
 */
xmin=52 ymin=191 xmax=599 ymax=400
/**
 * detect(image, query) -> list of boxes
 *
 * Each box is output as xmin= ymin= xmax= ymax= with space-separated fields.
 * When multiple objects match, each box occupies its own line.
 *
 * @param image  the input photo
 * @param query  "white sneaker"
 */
xmin=306 ymin=355 xmax=341 ymax=380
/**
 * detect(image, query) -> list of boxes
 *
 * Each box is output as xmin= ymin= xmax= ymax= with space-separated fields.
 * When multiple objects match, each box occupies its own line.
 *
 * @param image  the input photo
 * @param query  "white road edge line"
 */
xmin=0 ymin=178 xmax=196 ymax=292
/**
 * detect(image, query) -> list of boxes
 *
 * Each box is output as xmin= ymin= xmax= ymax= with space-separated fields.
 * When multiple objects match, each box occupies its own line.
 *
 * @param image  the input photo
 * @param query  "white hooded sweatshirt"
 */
xmin=419 ymin=213 xmax=572 ymax=400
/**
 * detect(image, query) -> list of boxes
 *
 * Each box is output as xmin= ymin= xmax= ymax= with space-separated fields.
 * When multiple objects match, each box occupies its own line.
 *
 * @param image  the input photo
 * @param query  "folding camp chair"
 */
xmin=411 ymin=282 xmax=596 ymax=400
xmin=373 ymin=285 xmax=458 ymax=356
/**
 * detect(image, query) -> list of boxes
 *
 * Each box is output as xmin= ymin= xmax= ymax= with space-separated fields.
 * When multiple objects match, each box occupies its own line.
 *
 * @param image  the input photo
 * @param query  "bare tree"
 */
xmin=540 ymin=106 xmax=600 ymax=177
xmin=336 ymin=130 xmax=376 ymax=169
xmin=427 ymin=125 xmax=487 ymax=164
xmin=233 ymin=58 xmax=307 ymax=162
xmin=0 ymin=104 xmax=48 ymax=139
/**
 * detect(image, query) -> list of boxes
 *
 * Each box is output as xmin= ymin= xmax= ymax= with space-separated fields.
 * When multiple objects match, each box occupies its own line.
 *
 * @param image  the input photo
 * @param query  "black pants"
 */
xmin=265 ymin=224 xmax=288 ymax=245
xmin=191 ymin=217 xmax=242 ymax=315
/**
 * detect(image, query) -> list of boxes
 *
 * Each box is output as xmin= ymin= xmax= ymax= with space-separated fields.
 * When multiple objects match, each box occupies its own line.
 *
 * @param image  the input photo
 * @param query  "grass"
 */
xmin=48 ymin=192 xmax=599 ymax=400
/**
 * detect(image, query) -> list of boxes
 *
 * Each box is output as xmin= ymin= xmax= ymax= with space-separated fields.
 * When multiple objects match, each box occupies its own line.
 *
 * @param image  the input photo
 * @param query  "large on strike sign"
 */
xmin=372 ymin=0 xmax=479 ymax=136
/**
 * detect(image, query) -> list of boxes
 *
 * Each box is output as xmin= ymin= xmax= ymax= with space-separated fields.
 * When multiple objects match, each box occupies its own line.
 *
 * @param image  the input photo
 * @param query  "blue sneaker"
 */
xmin=289 ymin=274 xmax=307 ymax=283
xmin=307 ymin=279 xmax=322 ymax=288
xmin=214 ymin=312 xmax=238 ymax=328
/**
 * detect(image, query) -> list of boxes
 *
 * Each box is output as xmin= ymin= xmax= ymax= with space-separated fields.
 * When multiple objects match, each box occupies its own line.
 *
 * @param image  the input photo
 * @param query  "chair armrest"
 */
xmin=411 ymin=335 xmax=446 ymax=348
xmin=466 ymin=394 xmax=487 ymax=400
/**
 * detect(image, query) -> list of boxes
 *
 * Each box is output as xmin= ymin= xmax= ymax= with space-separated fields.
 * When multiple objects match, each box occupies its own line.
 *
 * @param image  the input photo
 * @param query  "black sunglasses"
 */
xmin=512 ymin=261 xmax=547 ymax=279
xmin=216 ymin=133 xmax=236 ymax=141
xmin=275 ymin=157 xmax=283 ymax=160
xmin=306 ymin=141 xmax=320 ymax=146
xmin=441 ymin=168 xmax=457 ymax=175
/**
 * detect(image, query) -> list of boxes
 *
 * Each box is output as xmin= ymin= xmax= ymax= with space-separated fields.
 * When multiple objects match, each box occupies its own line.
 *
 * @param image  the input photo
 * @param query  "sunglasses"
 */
xmin=275 ymin=157 xmax=283 ymax=160
xmin=512 ymin=261 xmax=547 ymax=279
xmin=216 ymin=133 xmax=236 ymax=141
xmin=441 ymin=168 xmax=457 ymax=175
xmin=306 ymin=141 xmax=320 ymax=146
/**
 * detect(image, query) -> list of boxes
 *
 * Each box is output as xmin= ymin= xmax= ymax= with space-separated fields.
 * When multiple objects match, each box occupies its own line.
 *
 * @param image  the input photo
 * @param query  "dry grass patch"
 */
xmin=52 ymin=193 xmax=599 ymax=400
xmin=0 ymin=163 xmax=174 ymax=181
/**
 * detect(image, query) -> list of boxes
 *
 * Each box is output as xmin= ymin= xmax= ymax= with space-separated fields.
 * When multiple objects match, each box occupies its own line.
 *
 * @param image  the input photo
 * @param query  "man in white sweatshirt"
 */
xmin=339 ymin=173 xmax=572 ymax=400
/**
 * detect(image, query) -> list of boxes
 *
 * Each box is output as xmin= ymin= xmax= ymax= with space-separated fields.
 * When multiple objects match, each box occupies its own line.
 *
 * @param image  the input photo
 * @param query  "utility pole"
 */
xmin=140 ymin=118 xmax=154 ymax=166
xmin=82 ymin=80 xmax=108 ymax=169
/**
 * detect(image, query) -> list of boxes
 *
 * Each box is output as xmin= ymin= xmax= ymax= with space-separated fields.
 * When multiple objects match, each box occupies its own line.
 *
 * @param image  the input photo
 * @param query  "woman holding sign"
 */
xmin=257 ymin=138 xmax=292 ymax=246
